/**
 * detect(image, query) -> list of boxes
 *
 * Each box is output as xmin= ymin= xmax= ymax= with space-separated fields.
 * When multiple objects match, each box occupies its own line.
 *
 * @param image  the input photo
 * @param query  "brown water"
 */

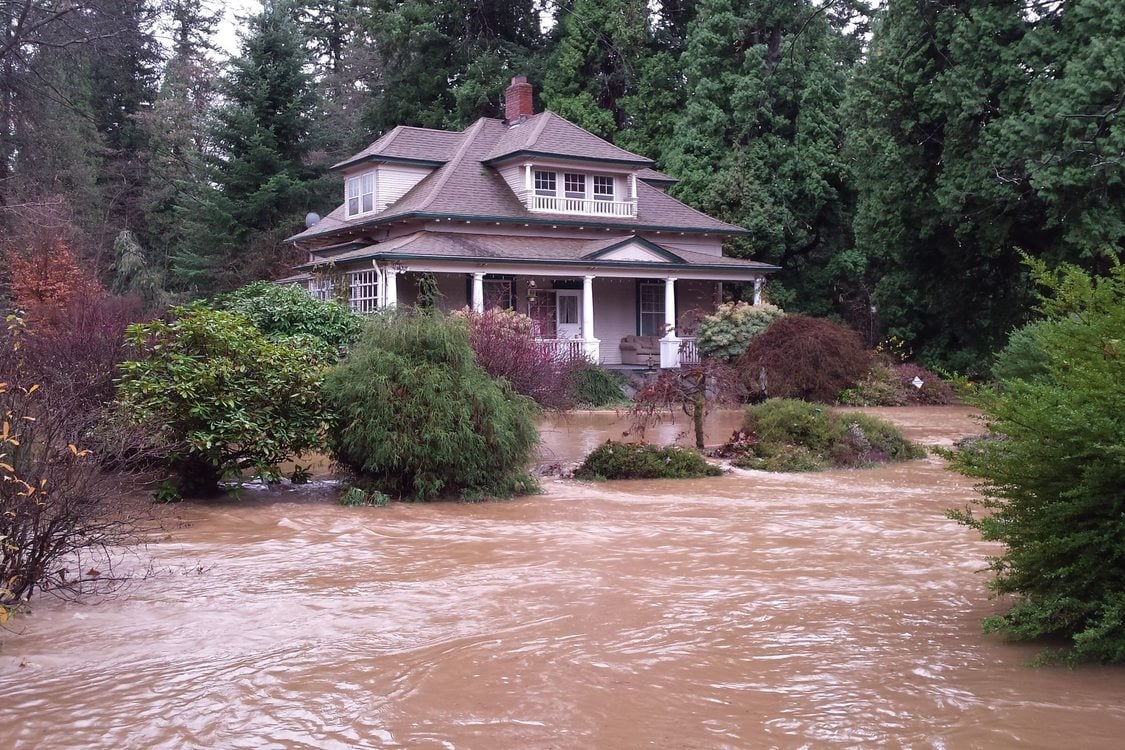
xmin=3 ymin=407 xmax=1125 ymax=749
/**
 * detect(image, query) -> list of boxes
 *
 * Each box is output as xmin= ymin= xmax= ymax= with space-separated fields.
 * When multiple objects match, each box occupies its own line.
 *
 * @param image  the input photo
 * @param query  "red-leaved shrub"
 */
xmin=738 ymin=314 xmax=872 ymax=403
xmin=456 ymin=308 xmax=583 ymax=410
xmin=894 ymin=363 xmax=955 ymax=405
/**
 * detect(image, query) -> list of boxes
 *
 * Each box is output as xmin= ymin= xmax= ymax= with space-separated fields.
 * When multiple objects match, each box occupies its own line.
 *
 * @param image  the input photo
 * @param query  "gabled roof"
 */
xmin=331 ymin=125 xmax=463 ymax=171
xmin=483 ymin=112 xmax=653 ymax=166
xmin=636 ymin=167 xmax=677 ymax=186
xmin=297 ymin=231 xmax=778 ymax=276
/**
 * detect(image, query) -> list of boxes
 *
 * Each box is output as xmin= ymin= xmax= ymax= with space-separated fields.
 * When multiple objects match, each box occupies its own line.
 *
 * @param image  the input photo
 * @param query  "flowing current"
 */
xmin=2 ymin=407 xmax=1124 ymax=749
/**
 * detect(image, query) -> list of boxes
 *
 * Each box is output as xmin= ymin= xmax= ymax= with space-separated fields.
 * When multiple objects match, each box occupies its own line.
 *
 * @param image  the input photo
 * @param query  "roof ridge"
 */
xmin=524 ymin=112 xmax=553 ymax=149
xmin=395 ymin=125 xmax=461 ymax=135
xmin=409 ymin=118 xmax=488 ymax=212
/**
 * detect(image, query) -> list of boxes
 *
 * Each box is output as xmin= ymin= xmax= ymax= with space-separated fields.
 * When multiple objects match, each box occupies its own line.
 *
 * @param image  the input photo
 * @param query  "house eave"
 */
xmin=330 ymin=154 xmax=446 ymax=172
xmin=482 ymin=150 xmax=655 ymax=168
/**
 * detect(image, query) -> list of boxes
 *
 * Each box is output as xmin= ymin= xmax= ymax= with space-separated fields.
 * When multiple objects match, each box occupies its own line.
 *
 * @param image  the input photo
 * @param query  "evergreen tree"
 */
xmin=663 ymin=0 xmax=855 ymax=319
xmin=172 ymin=0 xmax=323 ymax=293
xmin=541 ymin=0 xmax=651 ymax=140
xmin=358 ymin=0 xmax=542 ymax=134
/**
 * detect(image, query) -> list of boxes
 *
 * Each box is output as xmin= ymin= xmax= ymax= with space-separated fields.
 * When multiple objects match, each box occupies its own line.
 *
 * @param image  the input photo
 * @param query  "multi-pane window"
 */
xmin=348 ymin=270 xmax=380 ymax=313
xmin=534 ymin=170 xmax=557 ymax=196
xmin=564 ymin=173 xmax=586 ymax=199
xmin=638 ymin=281 xmax=665 ymax=336
xmin=484 ymin=276 xmax=515 ymax=310
xmin=592 ymin=175 xmax=614 ymax=199
xmin=346 ymin=172 xmax=375 ymax=217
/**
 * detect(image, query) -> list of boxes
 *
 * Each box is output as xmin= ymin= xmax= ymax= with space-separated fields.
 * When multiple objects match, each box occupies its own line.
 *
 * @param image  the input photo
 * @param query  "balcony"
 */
xmin=530 ymin=194 xmax=636 ymax=218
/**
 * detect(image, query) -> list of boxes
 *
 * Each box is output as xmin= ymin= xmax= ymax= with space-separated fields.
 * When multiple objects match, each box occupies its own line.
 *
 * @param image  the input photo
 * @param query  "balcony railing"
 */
xmin=678 ymin=337 xmax=700 ymax=366
xmin=536 ymin=338 xmax=588 ymax=362
xmin=530 ymin=194 xmax=636 ymax=217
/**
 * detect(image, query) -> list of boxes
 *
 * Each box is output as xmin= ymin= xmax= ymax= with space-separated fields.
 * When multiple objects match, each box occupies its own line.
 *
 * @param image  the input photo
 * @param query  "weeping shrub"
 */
xmin=571 ymin=363 xmax=628 ymax=407
xmin=738 ymin=315 xmax=872 ymax=403
xmin=323 ymin=311 xmax=540 ymax=501
xmin=695 ymin=302 xmax=785 ymax=363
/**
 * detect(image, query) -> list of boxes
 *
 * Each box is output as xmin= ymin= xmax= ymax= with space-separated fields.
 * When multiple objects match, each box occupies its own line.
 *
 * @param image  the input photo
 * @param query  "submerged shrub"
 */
xmin=575 ymin=441 xmax=722 ymax=480
xmin=323 ymin=311 xmax=540 ymax=501
xmin=723 ymin=398 xmax=924 ymax=471
xmin=571 ymin=363 xmax=628 ymax=407
xmin=695 ymin=302 xmax=786 ymax=363
xmin=739 ymin=315 xmax=872 ymax=403
xmin=841 ymin=362 xmax=955 ymax=406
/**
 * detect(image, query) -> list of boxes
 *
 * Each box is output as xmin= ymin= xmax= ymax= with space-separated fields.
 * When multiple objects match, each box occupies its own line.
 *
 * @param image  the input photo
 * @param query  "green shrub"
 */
xmin=339 ymin=486 xmax=390 ymax=507
xmin=323 ymin=311 xmax=540 ymax=501
xmin=117 ymin=307 xmax=328 ymax=497
xmin=575 ymin=441 xmax=722 ymax=480
xmin=723 ymin=398 xmax=924 ymax=471
xmin=571 ymin=363 xmax=628 ymax=407
xmin=841 ymin=362 xmax=956 ymax=406
xmin=695 ymin=302 xmax=786 ymax=363
xmin=215 ymin=281 xmax=361 ymax=359
xmin=947 ymin=258 xmax=1125 ymax=664
xmin=739 ymin=315 xmax=872 ymax=403
xmin=990 ymin=323 xmax=1051 ymax=382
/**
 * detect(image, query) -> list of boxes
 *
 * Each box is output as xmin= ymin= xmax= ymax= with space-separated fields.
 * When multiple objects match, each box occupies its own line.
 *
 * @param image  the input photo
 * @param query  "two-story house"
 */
xmin=287 ymin=76 xmax=778 ymax=368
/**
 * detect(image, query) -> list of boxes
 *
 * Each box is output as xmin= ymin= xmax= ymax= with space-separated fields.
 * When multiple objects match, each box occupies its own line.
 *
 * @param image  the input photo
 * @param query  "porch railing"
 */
xmin=530 ymin=194 xmax=636 ymax=217
xmin=535 ymin=338 xmax=587 ymax=362
xmin=678 ymin=337 xmax=700 ymax=366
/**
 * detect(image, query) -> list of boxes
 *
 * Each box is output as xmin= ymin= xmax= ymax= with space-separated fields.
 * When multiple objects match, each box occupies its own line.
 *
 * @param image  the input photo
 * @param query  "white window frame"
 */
xmin=346 ymin=171 xmax=376 ymax=218
xmin=592 ymin=174 xmax=615 ymax=200
xmin=534 ymin=170 xmax=557 ymax=197
xmin=564 ymin=172 xmax=586 ymax=199
xmin=638 ymin=281 xmax=665 ymax=337
xmin=348 ymin=269 xmax=380 ymax=313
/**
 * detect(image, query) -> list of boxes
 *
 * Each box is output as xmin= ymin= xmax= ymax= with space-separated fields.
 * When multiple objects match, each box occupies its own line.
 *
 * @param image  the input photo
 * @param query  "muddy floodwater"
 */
xmin=3 ymin=407 xmax=1125 ymax=748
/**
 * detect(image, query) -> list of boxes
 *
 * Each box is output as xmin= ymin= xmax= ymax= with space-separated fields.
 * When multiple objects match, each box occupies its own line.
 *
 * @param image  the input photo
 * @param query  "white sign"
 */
xmin=911 ymin=376 xmax=924 ymax=389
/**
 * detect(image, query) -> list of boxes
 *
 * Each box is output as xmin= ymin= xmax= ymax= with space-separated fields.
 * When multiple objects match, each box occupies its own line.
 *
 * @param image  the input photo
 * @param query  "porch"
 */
xmin=307 ymin=266 xmax=761 ymax=369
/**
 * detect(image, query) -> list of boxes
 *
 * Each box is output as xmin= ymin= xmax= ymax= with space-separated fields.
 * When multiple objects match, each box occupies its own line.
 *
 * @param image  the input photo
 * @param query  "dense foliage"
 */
xmin=214 ymin=280 xmax=361 ymax=358
xmin=571 ymin=363 xmax=628 ymax=407
xmin=575 ymin=441 xmax=722 ymax=480
xmin=116 ymin=306 xmax=328 ymax=496
xmin=841 ymin=363 xmax=956 ymax=407
xmin=739 ymin=315 xmax=872 ymax=403
xmin=695 ymin=302 xmax=785 ymax=363
xmin=323 ymin=312 xmax=540 ymax=501
xmin=719 ymin=399 xmax=924 ymax=472
xmin=947 ymin=260 xmax=1125 ymax=663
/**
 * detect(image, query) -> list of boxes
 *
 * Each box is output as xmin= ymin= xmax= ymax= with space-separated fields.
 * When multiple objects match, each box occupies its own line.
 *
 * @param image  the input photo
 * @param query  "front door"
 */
xmin=556 ymin=290 xmax=581 ymax=339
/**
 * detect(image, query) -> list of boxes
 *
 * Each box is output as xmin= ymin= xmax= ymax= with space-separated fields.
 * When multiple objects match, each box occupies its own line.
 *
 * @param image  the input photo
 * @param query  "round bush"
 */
xmin=322 ymin=311 xmax=540 ymax=501
xmin=738 ymin=314 xmax=872 ymax=403
xmin=575 ymin=441 xmax=722 ymax=480
xmin=571 ymin=364 xmax=627 ymax=407
xmin=841 ymin=362 xmax=955 ymax=406
xmin=215 ymin=280 xmax=361 ymax=359
xmin=695 ymin=302 xmax=786 ymax=363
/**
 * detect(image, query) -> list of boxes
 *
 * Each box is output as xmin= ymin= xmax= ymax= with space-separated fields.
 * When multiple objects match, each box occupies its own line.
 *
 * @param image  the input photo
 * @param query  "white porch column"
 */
xmin=752 ymin=276 xmax=764 ymax=305
xmin=384 ymin=267 xmax=398 ymax=308
xmin=660 ymin=276 xmax=681 ymax=368
xmin=582 ymin=274 xmax=600 ymax=363
xmin=471 ymin=272 xmax=485 ymax=313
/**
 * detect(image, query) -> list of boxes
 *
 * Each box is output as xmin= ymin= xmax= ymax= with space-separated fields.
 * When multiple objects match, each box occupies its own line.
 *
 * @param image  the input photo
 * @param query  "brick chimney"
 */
xmin=504 ymin=75 xmax=535 ymax=123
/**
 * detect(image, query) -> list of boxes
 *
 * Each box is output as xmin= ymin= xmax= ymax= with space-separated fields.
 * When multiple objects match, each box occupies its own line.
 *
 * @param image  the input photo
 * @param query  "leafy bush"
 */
xmin=721 ymin=398 xmax=924 ymax=471
xmin=841 ymin=362 xmax=955 ymax=406
xmin=990 ymin=323 xmax=1051 ymax=382
xmin=738 ymin=315 xmax=872 ymax=403
xmin=214 ymin=280 xmax=361 ymax=359
xmin=117 ymin=307 xmax=328 ymax=497
xmin=323 ymin=311 xmax=540 ymax=501
xmin=455 ymin=307 xmax=582 ymax=410
xmin=571 ymin=363 xmax=628 ymax=407
xmin=695 ymin=302 xmax=786 ymax=362
xmin=339 ymin=486 xmax=390 ymax=507
xmin=574 ymin=441 xmax=722 ymax=480
xmin=947 ymin=259 xmax=1125 ymax=663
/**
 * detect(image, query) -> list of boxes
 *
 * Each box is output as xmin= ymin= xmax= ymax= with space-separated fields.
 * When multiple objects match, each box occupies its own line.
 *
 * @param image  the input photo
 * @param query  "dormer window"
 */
xmin=534 ymin=170 xmax=556 ymax=196
xmin=347 ymin=172 xmax=375 ymax=217
xmin=592 ymin=175 xmax=614 ymax=200
xmin=564 ymin=173 xmax=586 ymax=199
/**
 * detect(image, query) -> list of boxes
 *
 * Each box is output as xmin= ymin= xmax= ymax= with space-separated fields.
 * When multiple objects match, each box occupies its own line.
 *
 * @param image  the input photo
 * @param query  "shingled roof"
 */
xmin=483 ymin=111 xmax=653 ymax=166
xmin=289 ymin=116 xmax=744 ymax=243
xmin=298 ymin=231 xmax=777 ymax=276
xmin=331 ymin=126 xmax=463 ymax=171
